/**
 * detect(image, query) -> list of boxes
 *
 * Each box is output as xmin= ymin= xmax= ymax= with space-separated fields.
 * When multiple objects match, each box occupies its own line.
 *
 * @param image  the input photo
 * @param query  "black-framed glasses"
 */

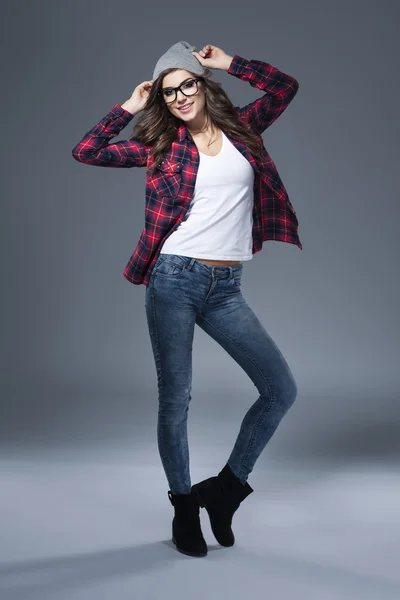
xmin=158 ymin=78 xmax=202 ymax=104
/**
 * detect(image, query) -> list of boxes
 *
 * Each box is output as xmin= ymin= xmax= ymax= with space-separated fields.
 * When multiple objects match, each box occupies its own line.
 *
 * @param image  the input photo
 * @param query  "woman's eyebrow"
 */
xmin=162 ymin=77 xmax=193 ymax=91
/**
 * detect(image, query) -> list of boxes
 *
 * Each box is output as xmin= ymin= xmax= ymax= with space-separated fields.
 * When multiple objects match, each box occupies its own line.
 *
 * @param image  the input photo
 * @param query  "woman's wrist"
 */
xmin=121 ymin=101 xmax=138 ymax=115
xmin=222 ymin=55 xmax=234 ymax=70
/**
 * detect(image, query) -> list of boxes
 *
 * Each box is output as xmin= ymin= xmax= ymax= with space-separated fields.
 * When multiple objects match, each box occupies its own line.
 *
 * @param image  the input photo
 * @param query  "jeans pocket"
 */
xmin=154 ymin=257 xmax=187 ymax=278
xmin=233 ymin=273 xmax=242 ymax=287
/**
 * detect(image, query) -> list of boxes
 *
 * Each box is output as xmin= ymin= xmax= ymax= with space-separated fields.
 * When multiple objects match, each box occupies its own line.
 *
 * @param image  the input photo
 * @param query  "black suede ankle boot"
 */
xmin=191 ymin=463 xmax=254 ymax=547
xmin=168 ymin=490 xmax=208 ymax=557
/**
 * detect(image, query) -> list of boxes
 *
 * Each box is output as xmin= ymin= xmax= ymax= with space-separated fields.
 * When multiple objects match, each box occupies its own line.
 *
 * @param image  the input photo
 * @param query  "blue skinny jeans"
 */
xmin=145 ymin=253 xmax=298 ymax=494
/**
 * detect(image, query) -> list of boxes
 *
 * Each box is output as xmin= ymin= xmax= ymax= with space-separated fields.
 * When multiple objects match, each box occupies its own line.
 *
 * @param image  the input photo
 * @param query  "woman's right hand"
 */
xmin=122 ymin=80 xmax=154 ymax=115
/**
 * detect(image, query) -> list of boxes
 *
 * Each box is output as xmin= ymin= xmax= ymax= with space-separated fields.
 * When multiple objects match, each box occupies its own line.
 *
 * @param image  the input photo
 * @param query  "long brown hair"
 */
xmin=129 ymin=67 xmax=264 ymax=173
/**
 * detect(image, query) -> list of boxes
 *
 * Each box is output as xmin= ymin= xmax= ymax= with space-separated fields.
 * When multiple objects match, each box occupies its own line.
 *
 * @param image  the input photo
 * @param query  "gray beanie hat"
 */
xmin=152 ymin=40 xmax=206 ymax=80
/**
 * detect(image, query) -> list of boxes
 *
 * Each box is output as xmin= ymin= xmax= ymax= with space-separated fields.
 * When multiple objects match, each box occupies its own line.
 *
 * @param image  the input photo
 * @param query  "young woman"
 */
xmin=72 ymin=41 xmax=302 ymax=558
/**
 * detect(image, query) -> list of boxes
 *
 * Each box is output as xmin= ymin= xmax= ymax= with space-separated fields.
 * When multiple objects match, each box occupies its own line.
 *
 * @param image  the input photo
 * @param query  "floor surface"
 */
xmin=1 ymin=448 xmax=399 ymax=600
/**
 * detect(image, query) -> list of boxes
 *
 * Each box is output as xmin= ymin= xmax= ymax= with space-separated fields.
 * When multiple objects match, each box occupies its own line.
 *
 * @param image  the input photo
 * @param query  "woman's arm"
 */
xmin=72 ymin=103 xmax=150 ymax=168
xmin=228 ymin=54 xmax=299 ymax=134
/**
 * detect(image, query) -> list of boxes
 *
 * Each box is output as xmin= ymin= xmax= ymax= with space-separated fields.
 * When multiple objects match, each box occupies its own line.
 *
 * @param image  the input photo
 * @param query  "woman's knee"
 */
xmin=281 ymin=371 xmax=298 ymax=410
xmin=268 ymin=370 xmax=297 ymax=413
xmin=158 ymin=392 xmax=192 ymax=422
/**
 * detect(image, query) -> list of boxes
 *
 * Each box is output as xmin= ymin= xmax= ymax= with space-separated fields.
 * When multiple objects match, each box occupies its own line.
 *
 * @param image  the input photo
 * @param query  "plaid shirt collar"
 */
xmin=177 ymin=124 xmax=192 ymax=142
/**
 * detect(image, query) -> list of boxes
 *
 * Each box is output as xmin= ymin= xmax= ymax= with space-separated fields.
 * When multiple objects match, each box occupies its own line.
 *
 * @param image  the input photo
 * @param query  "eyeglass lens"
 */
xmin=163 ymin=79 xmax=198 ymax=103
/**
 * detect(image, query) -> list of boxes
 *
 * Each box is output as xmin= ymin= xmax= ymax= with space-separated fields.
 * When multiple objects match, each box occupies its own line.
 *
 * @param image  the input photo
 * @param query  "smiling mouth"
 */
xmin=178 ymin=103 xmax=193 ymax=112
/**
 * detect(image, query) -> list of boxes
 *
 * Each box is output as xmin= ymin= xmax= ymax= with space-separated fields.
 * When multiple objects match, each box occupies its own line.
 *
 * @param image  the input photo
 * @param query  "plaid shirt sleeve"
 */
xmin=72 ymin=103 xmax=150 ymax=168
xmin=228 ymin=55 xmax=299 ymax=134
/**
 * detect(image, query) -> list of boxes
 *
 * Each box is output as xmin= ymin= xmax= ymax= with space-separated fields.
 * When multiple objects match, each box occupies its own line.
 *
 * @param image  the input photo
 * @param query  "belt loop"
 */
xmin=187 ymin=258 xmax=196 ymax=271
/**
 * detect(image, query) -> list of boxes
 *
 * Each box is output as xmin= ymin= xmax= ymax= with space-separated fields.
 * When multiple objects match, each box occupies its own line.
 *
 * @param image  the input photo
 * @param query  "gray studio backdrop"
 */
xmin=1 ymin=0 xmax=399 ymax=463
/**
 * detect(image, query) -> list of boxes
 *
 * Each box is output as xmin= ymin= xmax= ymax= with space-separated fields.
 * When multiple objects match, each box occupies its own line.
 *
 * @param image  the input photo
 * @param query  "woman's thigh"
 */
xmin=145 ymin=261 xmax=197 ymax=398
xmin=196 ymin=294 xmax=298 ymax=403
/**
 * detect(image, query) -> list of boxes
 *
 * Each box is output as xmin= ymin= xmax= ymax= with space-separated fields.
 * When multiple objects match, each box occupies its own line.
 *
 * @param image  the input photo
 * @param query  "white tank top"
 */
xmin=160 ymin=130 xmax=255 ymax=260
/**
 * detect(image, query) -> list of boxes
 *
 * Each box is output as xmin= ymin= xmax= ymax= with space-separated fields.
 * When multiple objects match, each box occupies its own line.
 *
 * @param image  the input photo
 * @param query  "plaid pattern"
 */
xmin=72 ymin=54 xmax=302 ymax=286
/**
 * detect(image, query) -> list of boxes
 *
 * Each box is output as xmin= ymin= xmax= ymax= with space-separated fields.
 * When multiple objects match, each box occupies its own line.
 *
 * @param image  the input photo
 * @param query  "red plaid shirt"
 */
xmin=72 ymin=54 xmax=302 ymax=287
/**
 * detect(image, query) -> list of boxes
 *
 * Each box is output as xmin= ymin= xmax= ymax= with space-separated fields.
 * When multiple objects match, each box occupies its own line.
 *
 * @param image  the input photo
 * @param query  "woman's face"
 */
xmin=161 ymin=69 xmax=206 ymax=122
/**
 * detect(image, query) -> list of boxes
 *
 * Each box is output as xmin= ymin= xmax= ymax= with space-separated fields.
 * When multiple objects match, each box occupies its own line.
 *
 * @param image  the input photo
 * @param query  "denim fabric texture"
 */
xmin=145 ymin=253 xmax=298 ymax=494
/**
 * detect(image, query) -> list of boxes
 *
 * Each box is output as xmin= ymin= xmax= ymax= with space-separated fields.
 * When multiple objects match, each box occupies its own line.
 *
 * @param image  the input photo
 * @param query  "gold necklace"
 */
xmin=190 ymin=130 xmax=218 ymax=147
xmin=207 ymin=132 xmax=217 ymax=147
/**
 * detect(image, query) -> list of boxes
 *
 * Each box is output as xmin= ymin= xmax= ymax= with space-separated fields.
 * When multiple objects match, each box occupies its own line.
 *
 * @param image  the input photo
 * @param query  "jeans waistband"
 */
xmin=158 ymin=253 xmax=243 ymax=278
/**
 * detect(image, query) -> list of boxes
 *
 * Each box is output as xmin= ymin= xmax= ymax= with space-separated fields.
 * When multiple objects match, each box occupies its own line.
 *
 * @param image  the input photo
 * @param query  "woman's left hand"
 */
xmin=191 ymin=45 xmax=233 ymax=70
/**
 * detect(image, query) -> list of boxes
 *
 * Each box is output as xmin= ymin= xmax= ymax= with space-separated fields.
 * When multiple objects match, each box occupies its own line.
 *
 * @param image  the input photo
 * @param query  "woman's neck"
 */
xmin=186 ymin=112 xmax=217 ymax=138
